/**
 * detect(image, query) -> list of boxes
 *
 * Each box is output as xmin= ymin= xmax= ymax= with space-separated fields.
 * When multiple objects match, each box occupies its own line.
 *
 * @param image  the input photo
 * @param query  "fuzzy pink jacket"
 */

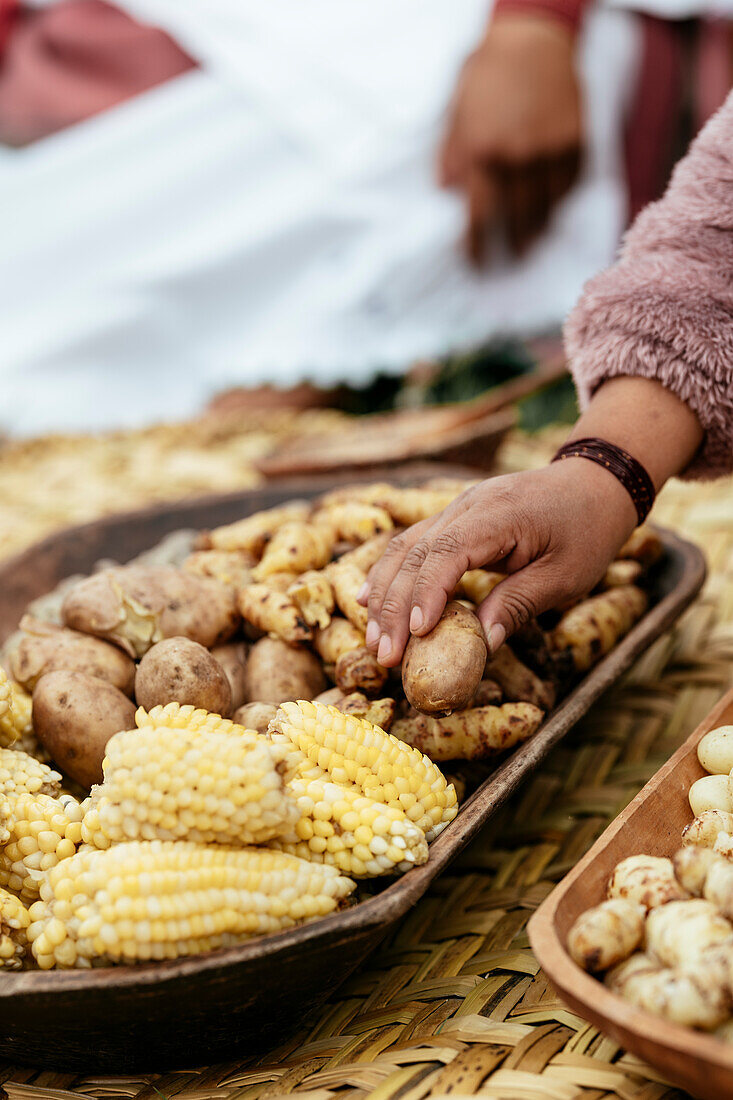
xmin=565 ymin=90 xmax=733 ymax=480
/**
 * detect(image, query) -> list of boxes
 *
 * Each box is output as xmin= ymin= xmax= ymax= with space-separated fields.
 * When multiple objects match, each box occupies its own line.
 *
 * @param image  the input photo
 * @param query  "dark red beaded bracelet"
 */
xmin=551 ymin=437 xmax=655 ymax=525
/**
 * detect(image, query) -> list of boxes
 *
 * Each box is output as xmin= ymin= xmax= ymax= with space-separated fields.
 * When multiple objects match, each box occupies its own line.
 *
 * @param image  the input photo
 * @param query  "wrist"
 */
xmin=546 ymin=455 xmax=638 ymax=543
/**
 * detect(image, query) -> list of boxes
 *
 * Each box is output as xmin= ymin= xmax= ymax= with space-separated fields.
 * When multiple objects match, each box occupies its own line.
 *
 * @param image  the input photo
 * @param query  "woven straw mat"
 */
xmin=3 ymin=427 xmax=733 ymax=1100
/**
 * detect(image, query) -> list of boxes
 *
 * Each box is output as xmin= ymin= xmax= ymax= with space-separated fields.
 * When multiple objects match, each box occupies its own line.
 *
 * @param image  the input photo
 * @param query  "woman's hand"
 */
xmin=359 ymin=458 xmax=637 ymax=667
xmin=439 ymin=13 xmax=582 ymax=262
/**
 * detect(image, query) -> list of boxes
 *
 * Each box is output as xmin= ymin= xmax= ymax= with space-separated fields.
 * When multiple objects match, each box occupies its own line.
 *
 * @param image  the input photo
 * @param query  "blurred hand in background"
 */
xmin=439 ymin=12 xmax=583 ymax=263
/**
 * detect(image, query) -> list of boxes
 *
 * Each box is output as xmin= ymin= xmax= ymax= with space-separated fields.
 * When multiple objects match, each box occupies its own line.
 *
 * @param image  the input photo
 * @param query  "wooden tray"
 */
xmin=256 ymin=357 xmax=567 ymax=477
xmin=0 ymin=474 xmax=705 ymax=1073
xmin=528 ymin=688 xmax=733 ymax=1100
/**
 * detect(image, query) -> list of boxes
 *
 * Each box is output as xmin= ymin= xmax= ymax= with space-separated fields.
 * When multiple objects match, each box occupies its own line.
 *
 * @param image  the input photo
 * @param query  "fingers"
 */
xmin=365 ymin=491 xmax=519 ymax=667
xmin=362 ymin=519 xmax=438 ymax=665
xmin=438 ymin=115 xmax=463 ymax=187
xmin=477 ymin=561 xmax=566 ymax=652
xmin=466 ymin=164 xmax=499 ymax=265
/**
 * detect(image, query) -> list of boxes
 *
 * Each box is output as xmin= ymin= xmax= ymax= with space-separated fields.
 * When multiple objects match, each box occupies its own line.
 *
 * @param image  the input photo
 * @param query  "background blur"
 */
xmin=0 ymin=0 xmax=730 ymax=555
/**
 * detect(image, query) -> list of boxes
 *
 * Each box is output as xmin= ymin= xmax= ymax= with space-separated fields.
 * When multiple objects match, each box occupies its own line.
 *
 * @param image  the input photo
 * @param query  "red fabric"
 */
xmin=493 ymin=0 xmax=587 ymax=34
xmin=0 ymin=0 xmax=196 ymax=146
xmin=0 ymin=0 xmax=19 ymax=58
xmin=623 ymin=16 xmax=685 ymax=222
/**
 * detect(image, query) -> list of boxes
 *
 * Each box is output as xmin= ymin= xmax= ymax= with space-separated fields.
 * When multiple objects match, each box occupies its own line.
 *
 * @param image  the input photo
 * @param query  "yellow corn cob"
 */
xmin=272 ymin=701 xmax=458 ymax=841
xmin=207 ymin=501 xmax=311 ymax=555
xmin=252 ymin=522 xmax=333 ymax=581
xmin=0 ymin=887 xmax=30 ymax=969
xmin=272 ymin=773 xmax=428 ymax=877
xmin=87 ymin=724 xmax=298 ymax=848
xmin=0 ymin=793 xmax=84 ymax=901
xmin=135 ymin=702 xmax=256 ymax=739
xmin=0 ymin=670 xmax=24 ymax=748
xmin=28 ymin=841 xmax=355 ymax=968
xmin=0 ymin=749 xmax=61 ymax=798
xmin=287 ymin=571 xmax=334 ymax=629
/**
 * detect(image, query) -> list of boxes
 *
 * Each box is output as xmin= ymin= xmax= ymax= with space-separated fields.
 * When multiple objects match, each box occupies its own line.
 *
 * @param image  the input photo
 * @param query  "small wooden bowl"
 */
xmin=529 ymin=687 xmax=733 ymax=1100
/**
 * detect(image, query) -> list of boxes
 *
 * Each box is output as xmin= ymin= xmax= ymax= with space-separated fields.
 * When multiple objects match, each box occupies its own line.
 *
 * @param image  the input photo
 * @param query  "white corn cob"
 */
xmin=0 ymin=887 xmax=30 ymax=969
xmin=0 ymin=748 xmax=61 ymax=798
xmin=85 ymin=724 xmax=298 ymax=848
xmin=0 ymin=792 xmax=84 ymax=901
xmin=28 ymin=841 xmax=355 ymax=968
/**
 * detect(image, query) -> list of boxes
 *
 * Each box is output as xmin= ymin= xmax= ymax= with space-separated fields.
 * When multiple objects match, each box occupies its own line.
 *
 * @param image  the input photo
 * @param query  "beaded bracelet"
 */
xmin=551 ymin=437 xmax=655 ymax=525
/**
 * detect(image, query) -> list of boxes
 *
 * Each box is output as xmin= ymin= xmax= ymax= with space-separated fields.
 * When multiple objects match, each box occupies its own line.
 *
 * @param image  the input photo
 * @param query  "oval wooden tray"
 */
xmin=529 ymin=687 xmax=733 ymax=1100
xmin=0 ymin=475 xmax=706 ymax=1072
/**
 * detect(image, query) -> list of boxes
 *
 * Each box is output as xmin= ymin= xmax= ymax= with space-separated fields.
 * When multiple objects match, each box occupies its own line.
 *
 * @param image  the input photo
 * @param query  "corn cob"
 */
xmin=0 ymin=792 xmax=84 ymax=901
xmin=272 ymin=701 xmax=458 ymax=841
xmin=206 ymin=501 xmax=311 ymax=555
xmin=0 ymin=887 xmax=30 ymax=970
xmin=238 ymin=584 xmax=312 ymax=643
xmin=252 ymin=522 xmax=333 ymax=581
xmin=28 ymin=841 xmax=355 ymax=968
xmin=287 ymin=572 xmax=334 ymax=629
xmin=87 ymin=724 xmax=298 ymax=849
xmin=135 ymin=701 xmax=255 ymax=738
xmin=0 ymin=749 xmax=61 ymax=798
xmin=0 ymin=669 xmax=21 ymax=748
xmin=272 ymin=773 xmax=428 ymax=877
xmin=550 ymin=585 xmax=648 ymax=672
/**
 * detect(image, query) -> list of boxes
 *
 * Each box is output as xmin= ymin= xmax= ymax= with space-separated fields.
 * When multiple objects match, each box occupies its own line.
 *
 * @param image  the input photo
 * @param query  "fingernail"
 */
xmin=409 ymin=606 xmax=424 ymax=634
xmin=365 ymin=620 xmax=379 ymax=647
xmin=377 ymin=634 xmax=392 ymax=664
xmin=356 ymin=582 xmax=370 ymax=604
xmin=486 ymin=623 xmax=506 ymax=654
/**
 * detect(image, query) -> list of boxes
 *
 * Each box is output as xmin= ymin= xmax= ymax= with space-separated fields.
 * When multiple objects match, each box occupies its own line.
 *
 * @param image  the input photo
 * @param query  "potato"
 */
xmin=402 ymin=601 xmax=487 ymax=715
xmin=698 ymin=726 xmax=733 ymax=775
xmin=232 ymin=702 xmax=277 ymax=734
xmin=209 ymin=642 xmax=248 ymax=712
xmin=243 ymin=637 xmax=326 ymax=705
xmin=61 ymin=565 xmax=239 ymax=658
xmin=135 ymin=637 xmax=232 ymax=715
xmin=32 ymin=670 xmax=137 ymax=787
xmin=10 ymin=616 xmax=136 ymax=696
xmin=689 ymin=774 xmax=733 ymax=817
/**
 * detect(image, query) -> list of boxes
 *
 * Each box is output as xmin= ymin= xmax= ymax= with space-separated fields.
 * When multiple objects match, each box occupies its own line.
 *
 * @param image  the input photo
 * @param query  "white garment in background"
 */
xmin=0 ymin=0 xmax=640 ymax=434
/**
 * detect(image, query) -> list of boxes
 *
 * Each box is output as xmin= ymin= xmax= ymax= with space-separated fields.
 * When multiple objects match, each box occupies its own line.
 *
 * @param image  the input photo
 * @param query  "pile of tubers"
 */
xmin=2 ymin=478 xmax=657 ymax=789
xmin=568 ymin=723 xmax=733 ymax=1037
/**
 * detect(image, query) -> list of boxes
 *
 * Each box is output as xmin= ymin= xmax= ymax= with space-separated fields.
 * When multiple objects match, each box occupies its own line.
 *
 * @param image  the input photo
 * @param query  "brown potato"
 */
xmin=232 ymin=702 xmax=278 ymax=734
xmin=32 ymin=670 xmax=137 ymax=787
xmin=10 ymin=616 xmax=136 ymax=696
xmin=243 ymin=637 xmax=326 ymax=705
xmin=210 ymin=642 xmax=248 ymax=712
xmin=61 ymin=565 xmax=239 ymax=658
xmin=402 ymin=601 xmax=487 ymax=715
xmin=135 ymin=637 xmax=232 ymax=715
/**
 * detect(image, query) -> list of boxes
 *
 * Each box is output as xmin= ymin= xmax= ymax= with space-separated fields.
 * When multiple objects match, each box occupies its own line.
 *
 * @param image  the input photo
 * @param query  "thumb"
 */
xmin=476 ymin=562 xmax=563 ymax=654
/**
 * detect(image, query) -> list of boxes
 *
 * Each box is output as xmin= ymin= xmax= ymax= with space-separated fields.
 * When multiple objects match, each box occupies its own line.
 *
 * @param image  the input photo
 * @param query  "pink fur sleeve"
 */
xmin=564 ymin=91 xmax=733 ymax=480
